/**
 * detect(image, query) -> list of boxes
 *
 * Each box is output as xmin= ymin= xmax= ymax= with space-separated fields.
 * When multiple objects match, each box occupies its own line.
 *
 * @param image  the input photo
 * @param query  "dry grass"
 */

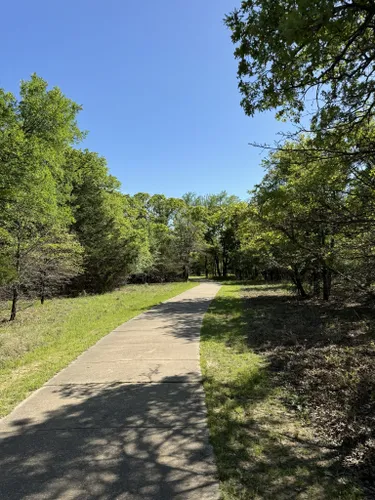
xmin=201 ymin=283 xmax=363 ymax=499
xmin=243 ymin=284 xmax=375 ymax=493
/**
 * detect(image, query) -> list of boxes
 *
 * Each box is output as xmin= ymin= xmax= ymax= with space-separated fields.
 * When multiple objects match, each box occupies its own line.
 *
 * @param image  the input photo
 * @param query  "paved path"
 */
xmin=0 ymin=283 xmax=221 ymax=500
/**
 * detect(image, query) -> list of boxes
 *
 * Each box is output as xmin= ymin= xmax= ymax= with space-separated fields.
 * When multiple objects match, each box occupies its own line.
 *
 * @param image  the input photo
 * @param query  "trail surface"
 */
xmin=0 ymin=282 xmax=221 ymax=499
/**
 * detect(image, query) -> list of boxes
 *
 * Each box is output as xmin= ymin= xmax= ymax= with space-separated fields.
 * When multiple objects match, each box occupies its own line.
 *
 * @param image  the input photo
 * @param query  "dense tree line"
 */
xmin=3 ymin=0 xmax=375 ymax=319
xmin=222 ymin=0 xmax=375 ymax=300
xmin=0 ymin=75 xmax=247 ymax=320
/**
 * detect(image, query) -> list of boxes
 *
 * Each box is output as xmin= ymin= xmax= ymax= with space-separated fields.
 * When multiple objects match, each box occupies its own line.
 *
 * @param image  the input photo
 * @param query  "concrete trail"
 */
xmin=0 ymin=282 xmax=221 ymax=500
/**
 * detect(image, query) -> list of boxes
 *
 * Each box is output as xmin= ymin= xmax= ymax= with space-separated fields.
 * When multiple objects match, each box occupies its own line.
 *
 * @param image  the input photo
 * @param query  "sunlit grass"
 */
xmin=0 ymin=282 xmax=197 ymax=417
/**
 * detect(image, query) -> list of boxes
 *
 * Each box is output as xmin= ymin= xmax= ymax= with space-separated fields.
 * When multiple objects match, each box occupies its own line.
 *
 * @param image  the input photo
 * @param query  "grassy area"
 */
xmin=201 ymin=283 xmax=363 ymax=499
xmin=0 ymin=282 xmax=196 ymax=417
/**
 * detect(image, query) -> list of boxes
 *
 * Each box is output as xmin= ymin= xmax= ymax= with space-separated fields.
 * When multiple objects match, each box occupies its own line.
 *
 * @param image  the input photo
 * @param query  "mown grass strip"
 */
xmin=200 ymin=283 xmax=362 ymax=500
xmin=0 ymin=282 xmax=197 ymax=417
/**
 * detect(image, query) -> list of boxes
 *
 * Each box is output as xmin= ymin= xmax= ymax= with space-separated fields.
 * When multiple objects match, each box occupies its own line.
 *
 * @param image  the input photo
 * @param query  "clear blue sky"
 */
xmin=1 ymin=0 xmax=289 ymax=200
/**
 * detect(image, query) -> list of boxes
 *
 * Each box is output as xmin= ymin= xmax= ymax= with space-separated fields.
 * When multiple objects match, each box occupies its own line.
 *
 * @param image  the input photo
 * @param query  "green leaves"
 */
xmin=19 ymin=74 xmax=84 ymax=147
xmin=0 ymin=75 xmax=84 ymax=316
xmin=226 ymin=0 xmax=375 ymax=135
xmin=239 ymin=129 xmax=375 ymax=298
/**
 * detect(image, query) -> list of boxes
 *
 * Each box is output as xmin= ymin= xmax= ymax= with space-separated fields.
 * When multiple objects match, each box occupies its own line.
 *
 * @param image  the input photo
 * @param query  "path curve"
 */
xmin=0 ymin=282 xmax=221 ymax=499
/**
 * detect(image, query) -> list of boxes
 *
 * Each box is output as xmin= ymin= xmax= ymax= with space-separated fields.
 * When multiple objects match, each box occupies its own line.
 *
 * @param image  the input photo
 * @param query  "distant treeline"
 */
xmin=1 ymin=72 xmax=375 ymax=320
xmin=0 ymin=75 xmax=244 ymax=320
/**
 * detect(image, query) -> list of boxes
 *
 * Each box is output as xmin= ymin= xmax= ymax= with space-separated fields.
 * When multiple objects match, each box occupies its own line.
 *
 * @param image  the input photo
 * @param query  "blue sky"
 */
xmin=2 ymin=0 xmax=289 ymax=200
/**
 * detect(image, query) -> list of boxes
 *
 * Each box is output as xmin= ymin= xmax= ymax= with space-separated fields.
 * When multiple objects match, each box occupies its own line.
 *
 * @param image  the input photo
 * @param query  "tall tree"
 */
xmin=25 ymin=230 xmax=83 ymax=304
xmin=183 ymin=192 xmax=241 ymax=278
xmin=68 ymin=150 xmax=143 ymax=292
xmin=0 ymin=74 xmax=83 ymax=319
xmin=225 ymin=1 xmax=375 ymax=136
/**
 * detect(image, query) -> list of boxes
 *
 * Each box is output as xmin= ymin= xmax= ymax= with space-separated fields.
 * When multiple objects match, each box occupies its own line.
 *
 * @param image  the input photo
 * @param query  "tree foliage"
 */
xmin=225 ymin=0 xmax=375 ymax=135
xmin=222 ymin=0 xmax=375 ymax=300
xmin=2 ymin=54 xmax=374 ymax=322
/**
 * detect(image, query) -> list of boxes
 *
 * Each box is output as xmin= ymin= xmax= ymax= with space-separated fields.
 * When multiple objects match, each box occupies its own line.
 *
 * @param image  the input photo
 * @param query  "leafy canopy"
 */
xmin=225 ymin=1 xmax=375 ymax=132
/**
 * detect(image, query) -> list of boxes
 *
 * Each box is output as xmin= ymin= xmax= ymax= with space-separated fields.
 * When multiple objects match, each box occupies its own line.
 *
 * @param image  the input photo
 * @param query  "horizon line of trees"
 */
xmin=0 ymin=74 xmax=254 ymax=320
xmin=4 ymin=0 xmax=375 ymax=325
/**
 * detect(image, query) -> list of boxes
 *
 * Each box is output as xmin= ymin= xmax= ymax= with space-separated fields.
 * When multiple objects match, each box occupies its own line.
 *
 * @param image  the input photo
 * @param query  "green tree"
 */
xmin=241 ymin=134 xmax=375 ymax=299
xmin=172 ymin=206 xmax=205 ymax=281
xmin=68 ymin=150 xmax=142 ymax=292
xmin=25 ymin=230 xmax=83 ymax=304
xmin=0 ymin=74 xmax=83 ymax=319
xmin=225 ymin=1 xmax=375 ymax=135
xmin=183 ymin=192 xmax=241 ymax=278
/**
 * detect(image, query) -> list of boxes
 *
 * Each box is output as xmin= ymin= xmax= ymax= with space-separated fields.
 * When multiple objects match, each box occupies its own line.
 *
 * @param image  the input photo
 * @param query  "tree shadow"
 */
xmin=201 ymin=288 xmax=366 ymax=498
xmin=244 ymin=293 xmax=374 ymax=352
xmin=205 ymin=374 xmax=352 ymax=499
xmin=245 ymin=292 xmax=375 ymax=490
xmin=0 ymin=378 xmax=218 ymax=499
xmin=0 ymin=285 xmax=224 ymax=499
xmin=116 ymin=296 xmax=214 ymax=343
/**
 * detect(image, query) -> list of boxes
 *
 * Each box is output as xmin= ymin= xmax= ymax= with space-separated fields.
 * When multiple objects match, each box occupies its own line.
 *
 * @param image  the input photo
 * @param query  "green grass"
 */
xmin=0 ymin=282 xmax=196 ymax=417
xmin=200 ymin=283 xmax=362 ymax=499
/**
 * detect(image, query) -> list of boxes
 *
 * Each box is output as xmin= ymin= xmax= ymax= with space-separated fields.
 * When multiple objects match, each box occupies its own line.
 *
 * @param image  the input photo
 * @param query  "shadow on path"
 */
xmin=0 ymin=377 xmax=217 ymax=500
xmin=120 ymin=297 xmax=214 ymax=342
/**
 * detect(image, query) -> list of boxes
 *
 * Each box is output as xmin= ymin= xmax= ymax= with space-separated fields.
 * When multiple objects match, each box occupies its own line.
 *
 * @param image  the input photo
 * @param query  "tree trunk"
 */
xmin=182 ymin=265 xmax=189 ymax=282
xmin=312 ymin=269 xmax=320 ymax=297
xmin=10 ymin=235 xmax=21 ymax=321
xmin=215 ymin=255 xmax=221 ymax=278
xmin=322 ymin=265 xmax=331 ymax=301
xmin=10 ymin=286 xmax=18 ymax=321
xmin=205 ymin=256 xmax=209 ymax=279
xmin=223 ymin=258 xmax=228 ymax=278
xmin=40 ymin=280 xmax=45 ymax=305
xmin=295 ymin=277 xmax=307 ymax=298
xmin=292 ymin=266 xmax=307 ymax=298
